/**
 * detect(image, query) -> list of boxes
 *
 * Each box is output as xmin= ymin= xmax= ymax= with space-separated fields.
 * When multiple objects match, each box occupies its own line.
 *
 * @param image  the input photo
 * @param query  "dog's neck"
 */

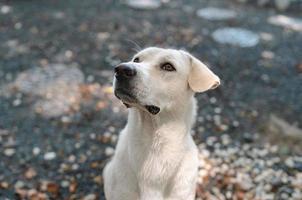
xmin=126 ymin=95 xmax=197 ymax=142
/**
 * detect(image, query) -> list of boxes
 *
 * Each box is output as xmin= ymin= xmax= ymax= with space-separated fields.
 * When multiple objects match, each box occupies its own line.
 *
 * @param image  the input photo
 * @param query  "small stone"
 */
xmin=61 ymin=180 xmax=69 ymax=188
xmin=1 ymin=5 xmax=11 ymax=14
xmin=126 ymin=0 xmax=161 ymax=10
xmin=33 ymin=147 xmax=41 ymax=155
xmin=261 ymin=51 xmax=275 ymax=60
xmin=275 ymin=0 xmax=290 ymax=11
xmin=4 ymin=148 xmax=15 ymax=157
xmin=93 ymin=175 xmax=103 ymax=185
xmin=44 ymin=152 xmax=56 ymax=160
xmin=83 ymin=194 xmax=97 ymax=200
xmin=260 ymin=32 xmax=274 ymax=42
xmin=87 ymin=75 xmax=94 ymax=82
xmin=68 ymin=155 xmax=76 ymax=163
xmin=14 ymin=180 xmax=25 ymax=189
xmin=214 ymin=107 xmax=222 ymax=114
xmin=61 ymin=116 xmax=72 ymax=123
xmin=209 ymin=97 xmax=217 ymax=104
xmin=12 ymin=99 xmax=21 ymax=106
xmin=268 ymin=15 xmax=302 ymax=32
xmin=105 ymin=147 xmax=115 ymax=156
xmin=14 ymin=22 xmax=22 ymax=29
xmin=197 ymin=7 xmax=236 ymax=21
xmin=232 ymin=120 xmax=240 ymax=127
xmin=111 ymin=134 xmax=118 ymax=144
xmin=71 ymin=163 xmax=79 ymax=170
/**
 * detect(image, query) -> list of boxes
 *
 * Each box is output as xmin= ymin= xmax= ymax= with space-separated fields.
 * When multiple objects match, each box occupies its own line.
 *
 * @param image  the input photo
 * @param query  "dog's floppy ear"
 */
xmin=185 ymin=52 xmax=220 ymax=93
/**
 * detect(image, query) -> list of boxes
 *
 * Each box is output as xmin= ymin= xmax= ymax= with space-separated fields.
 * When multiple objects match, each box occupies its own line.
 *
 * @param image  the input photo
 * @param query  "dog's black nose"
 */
xmin=115 ymin=64 xmax=137 ymax=79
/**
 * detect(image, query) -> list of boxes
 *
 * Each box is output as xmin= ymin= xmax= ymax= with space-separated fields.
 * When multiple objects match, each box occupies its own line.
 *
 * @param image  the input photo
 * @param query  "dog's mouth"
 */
xmin=145 ymin=105 xmax=160 ymax=115
xmin=114 ymin=88 xmax=137 ymax=104
xmin=114 ymin=88 xmax=160 ymax=115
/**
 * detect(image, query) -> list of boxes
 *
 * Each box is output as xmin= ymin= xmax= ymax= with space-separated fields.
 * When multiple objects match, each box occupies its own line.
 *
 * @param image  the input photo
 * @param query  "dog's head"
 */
xmin=113 ymin=47 xmax=220 ymax=115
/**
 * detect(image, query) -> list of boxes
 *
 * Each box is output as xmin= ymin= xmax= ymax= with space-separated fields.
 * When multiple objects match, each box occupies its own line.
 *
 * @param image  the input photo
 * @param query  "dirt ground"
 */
xmin=0 ymin=0 xmax=301 ymax=199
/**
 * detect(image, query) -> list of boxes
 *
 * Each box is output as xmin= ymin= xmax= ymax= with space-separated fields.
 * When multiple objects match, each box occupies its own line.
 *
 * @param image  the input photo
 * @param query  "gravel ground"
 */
xmin=0 ymin=0 xmax=301 ymax=199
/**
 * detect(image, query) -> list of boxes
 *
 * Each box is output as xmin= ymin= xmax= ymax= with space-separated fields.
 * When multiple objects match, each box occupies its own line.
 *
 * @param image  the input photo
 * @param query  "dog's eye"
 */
xmin=161 ymin=63 xmax=176 ymax=71
xmin=133 ymin=57 xmax=140 ymax=63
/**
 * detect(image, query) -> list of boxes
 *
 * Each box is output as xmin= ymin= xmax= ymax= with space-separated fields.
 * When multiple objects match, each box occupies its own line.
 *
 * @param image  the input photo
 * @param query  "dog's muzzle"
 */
xmin=114 ymin=63 xmax=160 ymax=115
xmin=114 ymin=63 xmax=137 ymax=105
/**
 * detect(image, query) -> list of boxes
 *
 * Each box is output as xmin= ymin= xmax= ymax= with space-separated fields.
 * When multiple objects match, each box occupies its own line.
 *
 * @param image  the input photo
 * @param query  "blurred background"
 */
xmin=0 ymin=0 xmax=301 ymax=199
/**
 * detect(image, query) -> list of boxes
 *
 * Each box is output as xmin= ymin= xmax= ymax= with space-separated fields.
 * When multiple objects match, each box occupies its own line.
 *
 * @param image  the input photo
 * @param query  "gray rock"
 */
xmin=275 ymin=0 xmax=291 ymax=11
xmin=12 ymin=64 xmax=84 ymax=117
xmin=212 ymin=27 xmax=259 ymax=47
xmin=268 ymin=114 xmax=302 ymax=139
xmin=126 ymin=0 xmax=161 ymax=10
xmin=197 ymin=7 xmax=237 ymax=21
xmin=268 ymin=15 xmax=302 ymax=32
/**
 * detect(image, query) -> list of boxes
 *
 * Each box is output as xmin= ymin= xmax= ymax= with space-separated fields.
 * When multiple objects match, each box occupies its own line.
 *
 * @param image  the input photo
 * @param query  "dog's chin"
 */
xmin=114 ymin=89 xmax=160 ymax=115
xmin=114 ymin=89 xmax=137 ymax=106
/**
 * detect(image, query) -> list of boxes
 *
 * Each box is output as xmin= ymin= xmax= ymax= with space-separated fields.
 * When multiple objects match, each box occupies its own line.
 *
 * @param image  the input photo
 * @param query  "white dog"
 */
xmin=103 ymin=47 xmax=220 ymax=200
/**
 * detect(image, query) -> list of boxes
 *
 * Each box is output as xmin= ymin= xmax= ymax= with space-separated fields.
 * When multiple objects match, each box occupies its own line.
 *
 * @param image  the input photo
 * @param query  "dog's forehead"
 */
xmin=135 ymin=47 xmax=184 ymax=61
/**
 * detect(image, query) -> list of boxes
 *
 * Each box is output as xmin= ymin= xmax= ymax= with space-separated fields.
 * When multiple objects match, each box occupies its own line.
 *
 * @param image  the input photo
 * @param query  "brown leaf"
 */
xmin=69 ymin=181 xmax=77 ymax=193
xmin=93 ymin=175 xmax=103 ymax=185
xmin=25 ymin=167 xmax=37 ymax=179
xmin=0 ymin=181 xmax=9 ymax=189
xmin=15 ymin=188 xmax=28 ymax=199
xmin=96 ymin=101 xmax=107 ymax=110
xmin=296 ymin=63 xmax=302 ymax=73
xmin=46 ymin=182 xmax=60 ymax=195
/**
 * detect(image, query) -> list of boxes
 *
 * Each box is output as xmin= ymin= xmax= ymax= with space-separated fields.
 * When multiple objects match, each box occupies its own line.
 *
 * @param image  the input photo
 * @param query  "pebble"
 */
xmin=275 ymin=0 xmax=291 ymax=11
xmin=12 ymin=99 xmax=21 ymax=106
xmin=83 ymin=194 xmax=97 ymax=200
xmin=209 ymin=97 xmax=217 ymax=104
xmin=261 ymin=51 xmax=275 ymax=60
xmin=44 ymin=152 xmax=56 ymax=160
xmin=1 ymin=5 xmax=11 ymax=14
xmin=14 ymin=180 xmax=25 ymax=189
xmin=61 ymin=180 xmax=70 ymax=188
xmin=197 ymin=135 xmax=302 ymax=199
xmin=126 ymin=0 xmax=161 ymax=10
xmin=32 ymin=147 xmax=41 ymax=155
xmin=4 ymin=148 xmax=15 ymax=157
xmin=268 ymin=15 xmax=302 ymax=32
xmin=197 ymin=7 xmax=237 ymax=21
xmin=212 ymin=27 xmax=260 ymax=47
xmin=105 ymin=147 xmax=115 ymax=156
xmin=68 ymin=155 xmax=76 ymax=163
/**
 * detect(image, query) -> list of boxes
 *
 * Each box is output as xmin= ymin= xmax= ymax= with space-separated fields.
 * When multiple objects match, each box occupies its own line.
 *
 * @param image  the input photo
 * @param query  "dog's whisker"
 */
xmin=125 ymin=39 xmax=142 ymax=52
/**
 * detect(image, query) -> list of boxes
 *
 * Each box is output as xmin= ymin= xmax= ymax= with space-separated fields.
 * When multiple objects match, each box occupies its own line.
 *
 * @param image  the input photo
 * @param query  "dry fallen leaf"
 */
xmin=15 ymin=188 xmax=28 ymax=199
xmin=0 ymin=181 xmax=9 ymax=189
xmin=93 ymin=175 xmax=103 ymax=185
xmin=96 ymin=101 xmax=107 ymax=110
xmin=46 ymin=182 xmax=60 ymax=195
xmin=25 ymin=167 xmax=37 ymax=179
xmin=69 ymin=180 xmax=77 ymax=193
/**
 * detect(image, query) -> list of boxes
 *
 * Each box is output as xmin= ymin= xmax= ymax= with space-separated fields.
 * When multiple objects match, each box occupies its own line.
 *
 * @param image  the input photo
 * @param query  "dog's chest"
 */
xmin=129 ymin=131 xmax=185 ymax=183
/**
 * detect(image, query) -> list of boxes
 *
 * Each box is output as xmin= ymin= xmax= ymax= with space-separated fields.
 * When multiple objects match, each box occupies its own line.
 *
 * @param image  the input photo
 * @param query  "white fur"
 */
xmin=103 ymin=47 xmax=220 ymax=200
